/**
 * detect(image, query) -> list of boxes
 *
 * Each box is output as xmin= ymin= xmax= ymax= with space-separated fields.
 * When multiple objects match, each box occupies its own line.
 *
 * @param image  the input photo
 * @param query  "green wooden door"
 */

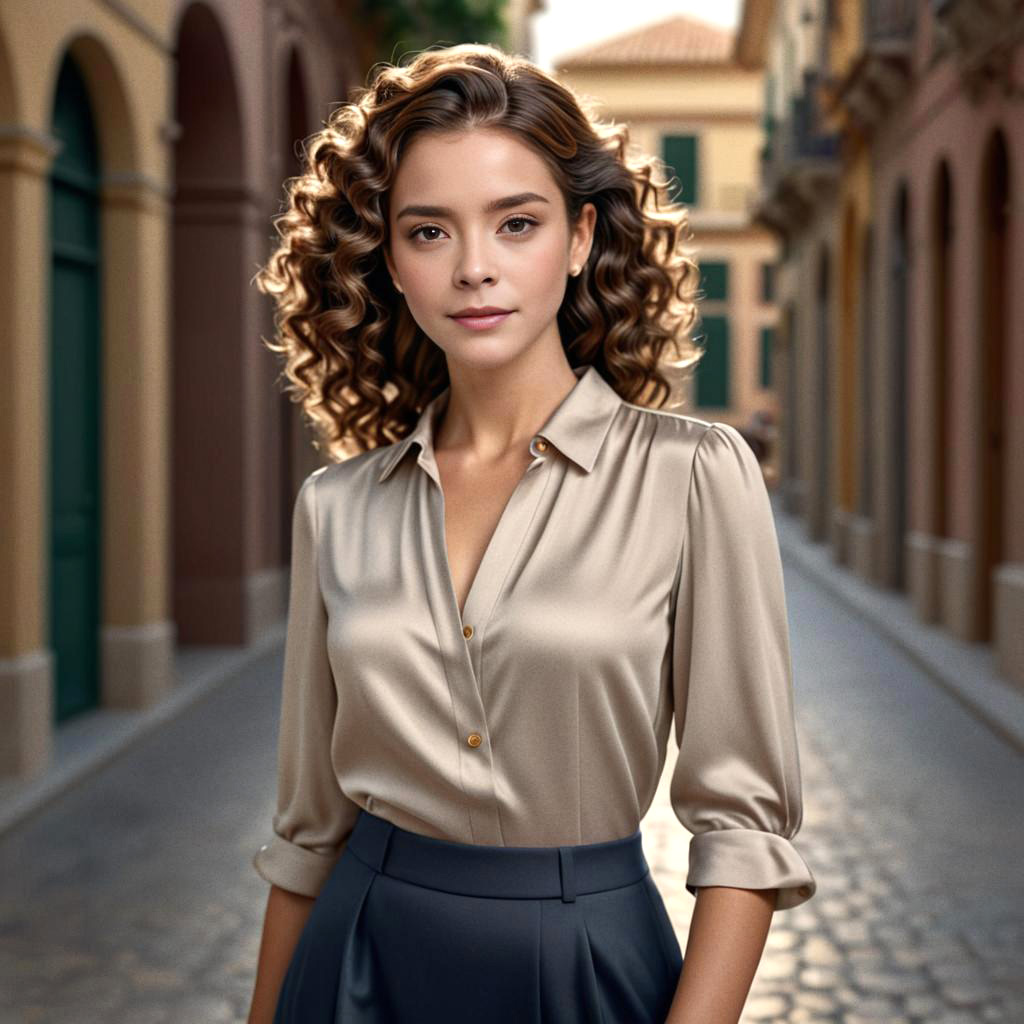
xmin=49 ymin=55 xmax=102 ymax=722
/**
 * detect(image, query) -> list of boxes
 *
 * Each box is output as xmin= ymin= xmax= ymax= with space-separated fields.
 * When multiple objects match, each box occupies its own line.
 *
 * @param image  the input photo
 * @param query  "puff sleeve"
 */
xmin=669 ymin=422 xmax=816 ymax=911
xmin=252 ymin=469 xmax=362 ymax=898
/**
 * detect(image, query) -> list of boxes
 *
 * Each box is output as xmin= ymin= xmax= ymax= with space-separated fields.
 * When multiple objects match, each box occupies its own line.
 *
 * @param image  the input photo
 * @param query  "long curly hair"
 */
xmin=254 ymin=42 xmax=703 ymax=461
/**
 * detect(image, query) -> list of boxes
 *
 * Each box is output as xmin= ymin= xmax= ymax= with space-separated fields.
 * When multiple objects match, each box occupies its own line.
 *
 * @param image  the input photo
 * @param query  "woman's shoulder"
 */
xmin=611 ymin=405 xmax=764 ymax=505
xmin=297 ymin=443 xmax=398 ymax=507
xmin=624 ymin=402 xmax=755 ymax=459
xmin=617 ymin=399 xmax=717 ymax=462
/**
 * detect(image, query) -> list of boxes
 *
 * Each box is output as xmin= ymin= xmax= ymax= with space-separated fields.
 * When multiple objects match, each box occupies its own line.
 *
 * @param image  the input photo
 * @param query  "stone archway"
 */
xmin=930 ymin=161 xmax=953 ymax=548
xmin=170 ymin=2 xmax=249 ymax=644
xmin=885 ymin=184 xmax=910 ymax=590
xmin=275 ymin=45 xmax=319 ymax=564
xmin=976 ymin=129 xmax=1009 ymax=642
xmin=813 ymin=243 xmax=831 ymax=543
xmin=857 ymin=220 xmax=874 ymax=522
xmin=837 ymin=200 xmax=859 ymax=557
xmin=47 ymin=52 xmax=103 ymax=722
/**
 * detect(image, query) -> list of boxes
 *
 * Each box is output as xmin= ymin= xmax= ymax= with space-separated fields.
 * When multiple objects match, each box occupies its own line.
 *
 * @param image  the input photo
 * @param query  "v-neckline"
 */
xmin=410 ymin=382 xmax=565 ymax=634
xmin=434 ymin=453 xmax=544 ymax=625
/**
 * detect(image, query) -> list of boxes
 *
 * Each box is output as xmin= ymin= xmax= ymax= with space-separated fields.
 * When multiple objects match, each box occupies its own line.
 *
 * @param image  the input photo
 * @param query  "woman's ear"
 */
xmin=383 ymin=243 xmax=403 ymax=293
xmin=571 ymin=202 xmax=597 ymax=273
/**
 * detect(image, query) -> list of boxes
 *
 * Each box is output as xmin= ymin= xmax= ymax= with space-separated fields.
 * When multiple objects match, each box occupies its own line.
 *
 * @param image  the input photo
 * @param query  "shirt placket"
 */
xmin=415 ymin=435 xmax=554 ymax=844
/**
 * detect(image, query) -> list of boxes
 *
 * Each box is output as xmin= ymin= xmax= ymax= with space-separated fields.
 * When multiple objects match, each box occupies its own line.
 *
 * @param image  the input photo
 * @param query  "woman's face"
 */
xmin=384 ymin=127 xmax=595 ymax=372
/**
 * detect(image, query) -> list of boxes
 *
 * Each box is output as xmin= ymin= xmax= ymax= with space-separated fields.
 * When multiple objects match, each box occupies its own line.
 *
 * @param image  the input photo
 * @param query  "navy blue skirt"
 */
xmin=274 ymin=808 xmax=684 ymax=1023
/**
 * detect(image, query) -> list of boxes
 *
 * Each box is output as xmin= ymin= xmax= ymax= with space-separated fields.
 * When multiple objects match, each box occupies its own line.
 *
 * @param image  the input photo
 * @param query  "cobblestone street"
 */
xmin=1 ymin=546 xmax=1022 ymax=1023
xmin=646 ymin=554 xmax=1024 ymax=1023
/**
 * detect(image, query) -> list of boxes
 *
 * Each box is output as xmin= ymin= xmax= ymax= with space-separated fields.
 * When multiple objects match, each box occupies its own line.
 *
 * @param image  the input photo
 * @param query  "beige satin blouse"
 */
xmin=253 ymin=364 xmax=816 ymax=911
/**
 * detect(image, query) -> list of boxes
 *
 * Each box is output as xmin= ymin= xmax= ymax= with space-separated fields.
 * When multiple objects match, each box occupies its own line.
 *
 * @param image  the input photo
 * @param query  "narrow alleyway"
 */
xmin=1 ymin=546 xmax=1022 ymax=1023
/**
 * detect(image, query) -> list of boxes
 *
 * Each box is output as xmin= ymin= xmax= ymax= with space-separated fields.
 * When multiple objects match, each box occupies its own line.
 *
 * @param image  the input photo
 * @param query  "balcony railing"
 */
xmin=864 ymin=0 xmax=917 ymax=44
xmin=752 ymin=66 xmax=842 ymax=234
xmin=930 ymin=0 xmax=1020 ymax=54
xmin=787 ymin=88 xmax=841 ymax=162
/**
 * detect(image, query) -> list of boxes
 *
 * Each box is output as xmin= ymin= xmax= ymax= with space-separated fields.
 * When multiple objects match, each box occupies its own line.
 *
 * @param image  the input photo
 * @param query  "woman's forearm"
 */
xmin=665 ymin=886 xmax=777 ymax=1024
xmin=247 ymin=884 xmax=316 ymax=1024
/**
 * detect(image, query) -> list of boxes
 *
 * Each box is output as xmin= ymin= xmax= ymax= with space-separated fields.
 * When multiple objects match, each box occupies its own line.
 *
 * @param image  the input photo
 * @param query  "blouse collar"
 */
xmin=376 ymin=364 xmax=623 ymax=483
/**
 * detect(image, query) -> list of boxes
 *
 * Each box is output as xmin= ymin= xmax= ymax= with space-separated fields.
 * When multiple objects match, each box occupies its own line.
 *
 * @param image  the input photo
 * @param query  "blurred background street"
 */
xmin=0 ymin=0 xmax=1022 ymax=1021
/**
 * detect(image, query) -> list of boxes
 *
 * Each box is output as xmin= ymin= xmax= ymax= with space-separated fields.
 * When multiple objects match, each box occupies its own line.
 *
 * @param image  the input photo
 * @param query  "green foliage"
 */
xmin=354 ymin=0 xmax=510 ymax=68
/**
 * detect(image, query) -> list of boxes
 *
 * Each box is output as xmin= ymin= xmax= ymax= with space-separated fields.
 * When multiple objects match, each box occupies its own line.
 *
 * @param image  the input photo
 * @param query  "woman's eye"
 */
xmin=408 ymin=216 xmax=538 ymax=244
xmin=410 ymin=225 xmax=445 ymax=243
xmin=501 ymin=216 xmax=538 ymax=236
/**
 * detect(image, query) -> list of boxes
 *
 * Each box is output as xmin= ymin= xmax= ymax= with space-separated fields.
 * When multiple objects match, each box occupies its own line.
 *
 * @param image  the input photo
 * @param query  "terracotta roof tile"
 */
xmin=555 ymin=14 xmax=735 ymax=68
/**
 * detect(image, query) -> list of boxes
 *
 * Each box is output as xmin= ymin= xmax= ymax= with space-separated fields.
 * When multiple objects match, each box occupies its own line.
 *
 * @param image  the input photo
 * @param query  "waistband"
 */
xmin=346 ymin=808 xmax=649 ymax=903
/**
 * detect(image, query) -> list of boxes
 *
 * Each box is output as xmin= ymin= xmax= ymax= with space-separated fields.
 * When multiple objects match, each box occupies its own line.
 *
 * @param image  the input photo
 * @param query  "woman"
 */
xmin=247 ymin=42 xmax=816 ymax=1024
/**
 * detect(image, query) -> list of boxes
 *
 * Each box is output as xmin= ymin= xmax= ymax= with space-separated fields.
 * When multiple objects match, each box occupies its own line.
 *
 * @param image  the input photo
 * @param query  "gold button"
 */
xmin=463 ymin=624 xmax=474 ymax=639
xmin=467 ymin=732 xmax=482 ymax=747
xmin=534 ymin=438 xmax=548 ymax=452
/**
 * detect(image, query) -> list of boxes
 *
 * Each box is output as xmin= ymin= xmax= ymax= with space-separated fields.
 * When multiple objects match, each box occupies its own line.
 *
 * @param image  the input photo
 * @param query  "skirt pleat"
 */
xmin=272 ymin=809 xmax=684 ymax=1023
xmin=273 ymin=843 xmax=378 ymax=1022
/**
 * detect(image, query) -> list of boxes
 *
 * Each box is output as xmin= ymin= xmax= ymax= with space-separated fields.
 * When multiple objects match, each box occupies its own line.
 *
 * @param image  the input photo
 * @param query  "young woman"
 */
xmin=247 ymin=42 xmax=815 ymax=1024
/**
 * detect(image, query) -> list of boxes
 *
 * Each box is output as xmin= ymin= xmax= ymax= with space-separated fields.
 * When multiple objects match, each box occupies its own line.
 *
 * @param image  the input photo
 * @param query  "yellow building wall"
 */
xmin=556 ymin=60 xmax=780 ymax=427
xmin=0 ymin=2 xmax=173 ymax=655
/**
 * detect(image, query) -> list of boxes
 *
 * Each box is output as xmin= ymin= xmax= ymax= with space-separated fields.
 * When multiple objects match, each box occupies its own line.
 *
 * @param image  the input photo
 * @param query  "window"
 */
xmin=695 ymin=315 xmax=730 ymax=408
xmin=761 ymin=262 xmax=776 ymax=303
xmin=699 ymin=261 xmax=729 ymax=302
xmin=763 ymin=75 xmax=777 ymax=148
xmin=760 ymin=325 xmax=775 ymax=389
xmin=662 ymin=135 xmax=699 ymax=205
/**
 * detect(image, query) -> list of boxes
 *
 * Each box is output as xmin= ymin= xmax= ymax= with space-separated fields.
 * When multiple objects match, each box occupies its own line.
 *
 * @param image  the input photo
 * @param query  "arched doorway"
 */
xmin=48 ymin=53 xmax=101 ymax=722
xmin=277 ymin=46 xmax=315 ymax=562
xmin=814 ymin=244 xmax=831 ymax=542
xmin=976 ymin=130 xmax=1009 ymax=641
xmin=857 ymin=222 xmax=874 ymax=520
xmin=171 ymin=3 xmax=247 ymax=644
xmin=838 ymin=202 xmax=858 ymax=534
xmin=930 ymin=161 xmax=953 ymax=544
xmin=887 ymin=184 xmax=910 ymax=589
xmin=782 ymin=299 xmax=798 ymax=503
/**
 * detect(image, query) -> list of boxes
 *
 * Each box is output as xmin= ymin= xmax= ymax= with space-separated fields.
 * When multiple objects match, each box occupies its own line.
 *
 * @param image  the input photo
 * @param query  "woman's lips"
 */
xmin=449 ymin=311 xmax=514 ymax=330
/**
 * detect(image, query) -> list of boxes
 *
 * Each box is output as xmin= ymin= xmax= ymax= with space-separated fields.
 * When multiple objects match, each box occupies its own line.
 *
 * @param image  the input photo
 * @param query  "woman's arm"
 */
xmin=664 ymin=886 xmax=777 ymax=1024
xmin=249 ymin=471 xmax=363 ymax=1018
xmin=663 ymin=423 xmax=817 ymax=1019
xmin=247 ymin=884 xmax=316 ymax=1024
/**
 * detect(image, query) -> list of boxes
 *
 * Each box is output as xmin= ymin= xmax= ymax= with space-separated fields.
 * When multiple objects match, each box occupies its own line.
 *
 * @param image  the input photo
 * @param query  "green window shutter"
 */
xmin=761 ymin=262 xmax=775 ymax=302
xmin=662 ymin=135 xmax=698 ymax=205
xmin=696 ymin=315 xmax=730 ymax=408
xmin=760 ymin=326 xmax=775 ymax=389
xmin=699 ymin=261 xmax=729 ymax=301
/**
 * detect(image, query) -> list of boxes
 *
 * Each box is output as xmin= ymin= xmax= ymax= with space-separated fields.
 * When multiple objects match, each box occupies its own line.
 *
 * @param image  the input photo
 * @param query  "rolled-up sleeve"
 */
xmin=252 ymin=468 xmax=361 ymax=898
xmin=669 ymin=422 xmax=816 ymax=911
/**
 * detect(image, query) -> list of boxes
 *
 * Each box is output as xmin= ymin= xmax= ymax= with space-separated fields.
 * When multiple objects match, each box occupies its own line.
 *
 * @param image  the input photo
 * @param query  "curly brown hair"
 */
xmin=254 ymin=42 xmax=702 ymax=462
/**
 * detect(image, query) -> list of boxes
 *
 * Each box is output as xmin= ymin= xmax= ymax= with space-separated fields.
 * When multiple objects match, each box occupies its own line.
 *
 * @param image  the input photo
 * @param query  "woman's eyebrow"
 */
xmin=395 ymin=191 xmax=550 ymax=220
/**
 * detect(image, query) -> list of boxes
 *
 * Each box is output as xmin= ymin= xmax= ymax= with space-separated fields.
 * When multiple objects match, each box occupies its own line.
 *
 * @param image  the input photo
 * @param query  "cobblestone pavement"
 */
xmin=645 ymin=555 xmax=1024 ymax=1023
xmin=1 ymin=550 xmax=1022 ymax=1023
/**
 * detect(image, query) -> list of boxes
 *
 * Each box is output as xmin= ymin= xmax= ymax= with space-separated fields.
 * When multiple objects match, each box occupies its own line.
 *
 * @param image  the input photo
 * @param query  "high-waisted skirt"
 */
xmin=273 ymin=807 xmax=685 ymax=1023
